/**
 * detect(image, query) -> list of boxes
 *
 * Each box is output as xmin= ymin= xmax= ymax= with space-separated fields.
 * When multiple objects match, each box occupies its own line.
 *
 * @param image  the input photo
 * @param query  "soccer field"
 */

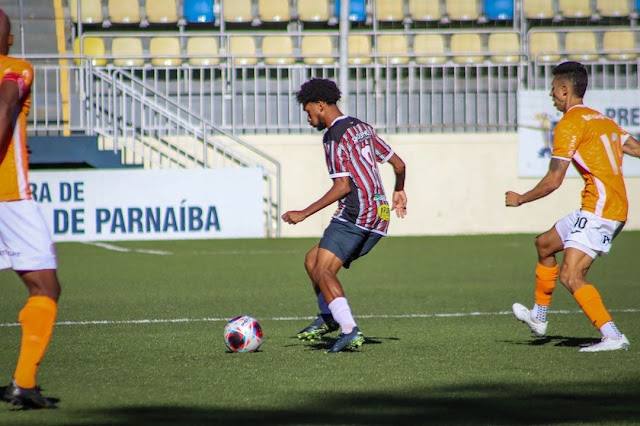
xmin=1 ymin=233 xmax=639 ymax=425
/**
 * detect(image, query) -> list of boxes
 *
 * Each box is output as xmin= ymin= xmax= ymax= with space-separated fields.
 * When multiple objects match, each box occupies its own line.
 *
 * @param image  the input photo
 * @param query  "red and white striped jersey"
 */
xmin=323 ymin=116 xmax=394 ymax=235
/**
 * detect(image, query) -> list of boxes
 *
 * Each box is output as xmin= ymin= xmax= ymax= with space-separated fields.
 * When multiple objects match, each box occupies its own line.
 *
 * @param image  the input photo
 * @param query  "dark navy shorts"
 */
xmin=318 ymin=218 xmax=384 ymax=268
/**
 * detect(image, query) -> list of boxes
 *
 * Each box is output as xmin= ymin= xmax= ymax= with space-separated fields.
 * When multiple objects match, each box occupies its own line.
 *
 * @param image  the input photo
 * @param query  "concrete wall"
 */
xmin=243 ymin=133 xmax=640 ymax=238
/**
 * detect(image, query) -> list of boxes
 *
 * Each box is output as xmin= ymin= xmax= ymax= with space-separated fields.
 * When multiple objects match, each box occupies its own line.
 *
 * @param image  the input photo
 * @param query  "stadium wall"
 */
xmin=244 ymin=133 xmax=640 ymax=238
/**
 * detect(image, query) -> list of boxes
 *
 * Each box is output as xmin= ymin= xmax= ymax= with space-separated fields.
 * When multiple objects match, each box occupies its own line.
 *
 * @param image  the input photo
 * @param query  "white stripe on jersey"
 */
xmin=12 ymin=114 xmax=28 ymax=199
xmin=573 ymin=151 xmax=607 ymax=216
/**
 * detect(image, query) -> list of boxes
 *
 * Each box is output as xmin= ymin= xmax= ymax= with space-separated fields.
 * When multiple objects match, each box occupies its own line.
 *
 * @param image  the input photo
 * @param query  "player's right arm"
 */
xmin=0 ymin=76 xmax=20 ymax=163
xmin=387 ymin=153 xmax=407 ymax=218
xmin=506 ymin=157 xmax=570 ymax=207
xmin=622 ymin=135 xmax=640 ymax=158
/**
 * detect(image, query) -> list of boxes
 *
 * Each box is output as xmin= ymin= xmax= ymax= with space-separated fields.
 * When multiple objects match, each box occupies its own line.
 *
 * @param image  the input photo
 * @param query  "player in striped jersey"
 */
xmin=0 ymin=10 xmax=59 ymax=408
xmin=506 ymin=61 xmax=640 ymax=352
xmin=283 ymin=78 xmax=407 ymax=353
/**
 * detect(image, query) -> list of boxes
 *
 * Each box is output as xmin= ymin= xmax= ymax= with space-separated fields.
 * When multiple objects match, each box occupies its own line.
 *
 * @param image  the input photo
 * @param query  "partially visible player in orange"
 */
xmin=0 ymin=9 xmax=59 ymax=408
xmin=506 ymin=61 xmax=640 ymax=352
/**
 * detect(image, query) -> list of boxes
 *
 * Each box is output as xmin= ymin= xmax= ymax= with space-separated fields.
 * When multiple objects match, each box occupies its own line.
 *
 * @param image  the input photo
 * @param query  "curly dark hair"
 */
xmin=552 ymin=61 xmax=588 ymax=98
xmin=295 ymin=78 xmax=341 ymax=105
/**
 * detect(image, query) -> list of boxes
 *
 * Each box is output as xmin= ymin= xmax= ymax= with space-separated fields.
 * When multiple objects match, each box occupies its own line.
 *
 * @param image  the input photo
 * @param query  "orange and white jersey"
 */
xmin=0 ymin=55 xmax=33 ymax=201
xmin=552 ymin=105 xmax=629 ymax=222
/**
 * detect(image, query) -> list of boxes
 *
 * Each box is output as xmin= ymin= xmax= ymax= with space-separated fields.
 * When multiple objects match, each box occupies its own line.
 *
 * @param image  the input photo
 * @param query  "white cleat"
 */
xmin=579 ymin=335 xmax=630 ymax=353
xmin=512 ymin=303 xmax=548 ymax=337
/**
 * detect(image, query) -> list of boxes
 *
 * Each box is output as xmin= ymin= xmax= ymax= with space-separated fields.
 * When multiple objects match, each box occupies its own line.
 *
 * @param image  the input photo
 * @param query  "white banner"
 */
xmin=518 ymin=89 xmax=640 ymax=177
xmin=28 ymin=168 xmax=264 ymax=242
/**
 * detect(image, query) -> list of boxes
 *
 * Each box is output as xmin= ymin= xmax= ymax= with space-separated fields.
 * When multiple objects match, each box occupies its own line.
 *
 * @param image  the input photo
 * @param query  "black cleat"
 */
xmin=3 ymin=380 xmax=57 ymax=409
xmin=297 ymin=313 xmax=340 ymax=341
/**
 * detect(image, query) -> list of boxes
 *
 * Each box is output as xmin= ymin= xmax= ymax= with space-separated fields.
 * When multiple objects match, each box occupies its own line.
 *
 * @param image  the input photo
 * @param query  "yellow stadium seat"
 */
xmin=487 ymin=32 xmax=521 ymax=63
xmin=523 ymin=0 xmax=555 ymax=19
xmin=108 ymin=0 xmax=141 ymax=24
xmin=603 ymin=31 xmax=637 ymax=60
xmin=301 ymin=35 xmax=334 ymax=65
xmin=223 ymin=0 xmax=253 ymax=23
xmin=450 ymin=33 xmax=484 ymax=64
xmin=596 ymin=0 xmax=631 ymax=17
xmin=70 ymin=0 xmax=103 ymax=24
xmin=146 ymin=0 xmax=179 ymax=24
xmin=528 ymin=32 xmax=561 ymax=62
xmin=413 ymin=33 xmax=446 ymax=64
xmin=229 ymin=36 xmax=258 ymax=65
xmin=74 ymin=36 xmax=107 ymax=66
xmin=149 ymin=37 xmax=182 ymax=66
xmin=112 ymin=37 xmax=144 ymax=66
xmin=258 ymin=0 xmax=291 ymax=22
xmin=262 ymin=35 xmax=295 ymax=65
xmin=297 ymin=0 xmax=329 ymax=22
xmin=409 ymin=0 xmax=442 ymax=21
xmin=446 ymin=0 xmax=480 ymax=21
xmin=348 ymin=34 xmax=372 ymax=65
xmin=558 ymin=0 xmax=593 ymax=18
xmin=376 ymin=0 xmax=405 ymax=22
xmin=565 ymin=31 xmax=598 ymax=61
xmin=377 ymin=34 xmax=409 ymax=64
xmin=187 ymin=37 xmax=220 ymax=66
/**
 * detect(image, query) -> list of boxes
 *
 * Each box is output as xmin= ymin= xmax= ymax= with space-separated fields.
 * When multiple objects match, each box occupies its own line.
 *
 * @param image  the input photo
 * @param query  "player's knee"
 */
xmin=558 ymin=267 xmax=582 ymax=293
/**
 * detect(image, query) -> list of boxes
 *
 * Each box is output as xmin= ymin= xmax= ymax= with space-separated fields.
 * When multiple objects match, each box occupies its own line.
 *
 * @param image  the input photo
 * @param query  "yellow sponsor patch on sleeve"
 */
xmin=377 ymin=204 xmax=390 ymax=221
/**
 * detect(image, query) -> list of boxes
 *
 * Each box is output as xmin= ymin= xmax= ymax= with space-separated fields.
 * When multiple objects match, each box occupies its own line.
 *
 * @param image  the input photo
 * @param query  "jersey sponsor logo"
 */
xmin=377 ymin=204 xmax=390 ymax=221
xmin=353 ymin=128 xmax=372 ymax=143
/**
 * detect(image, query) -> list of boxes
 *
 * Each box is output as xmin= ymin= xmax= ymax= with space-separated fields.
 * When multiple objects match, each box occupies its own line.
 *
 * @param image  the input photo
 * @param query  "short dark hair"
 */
xmin=552 ymin=61 xmax=588 ymax=98
xmin=295 ymin=78 xmax=341 ymax=105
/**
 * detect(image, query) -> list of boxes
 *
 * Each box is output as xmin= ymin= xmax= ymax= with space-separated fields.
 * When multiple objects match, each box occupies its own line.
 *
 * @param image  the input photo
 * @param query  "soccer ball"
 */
xmin=223 ymin=315 xmax=263 ymax=353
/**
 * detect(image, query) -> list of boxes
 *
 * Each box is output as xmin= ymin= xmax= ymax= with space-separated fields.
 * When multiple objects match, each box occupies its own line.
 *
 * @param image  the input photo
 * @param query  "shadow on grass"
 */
xmin=83 ymin=381 xmax=640 ymax=425
xmin=0 ymin=385 xmax=61 ymax=411
xmin=504 ymin=335 xmax=600 ymax=348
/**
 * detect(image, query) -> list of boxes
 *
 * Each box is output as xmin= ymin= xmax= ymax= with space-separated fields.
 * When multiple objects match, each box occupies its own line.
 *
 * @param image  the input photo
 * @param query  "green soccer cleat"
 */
xmin=2 ymin=380 xmax=57 ymax=409
xmin=327 ymin=327 xmax=365 ymax=353
xmin=297 ymin=314 xmax=339 ymax=341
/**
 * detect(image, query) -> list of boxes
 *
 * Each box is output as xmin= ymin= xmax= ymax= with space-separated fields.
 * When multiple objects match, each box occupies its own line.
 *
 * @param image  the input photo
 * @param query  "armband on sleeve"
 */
xmin=3 ymin=72 xmax=28 ymax=99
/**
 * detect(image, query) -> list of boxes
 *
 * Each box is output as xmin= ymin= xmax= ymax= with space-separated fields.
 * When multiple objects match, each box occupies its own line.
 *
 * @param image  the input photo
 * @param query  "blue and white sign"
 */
xmin=28 ymin=168 xmax=264 ymax=241
xmin=518 ymin=89 xmax=640 ymax=177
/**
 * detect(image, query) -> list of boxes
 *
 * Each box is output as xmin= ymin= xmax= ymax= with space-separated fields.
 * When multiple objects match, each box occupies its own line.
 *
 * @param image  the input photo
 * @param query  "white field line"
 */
xmin=0 ymin=308 xmax=638 ymax=328
xmin=82 ymin=242 xmax=173 ymax=256
xmin=82 ymin=242 xmax=304 ymax=256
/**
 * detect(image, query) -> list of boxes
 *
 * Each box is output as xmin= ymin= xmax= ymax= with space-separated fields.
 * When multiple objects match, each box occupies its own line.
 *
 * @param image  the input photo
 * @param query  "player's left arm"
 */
xmin=282 ymin=176 xmax=351 ymax=225
xmin=622 ymin=135 xmax=640 ymax=158
xmin=506 ymin=157 xmax=570 ymax=207
xmin=387 ymin=153 xmax=407 ymax=218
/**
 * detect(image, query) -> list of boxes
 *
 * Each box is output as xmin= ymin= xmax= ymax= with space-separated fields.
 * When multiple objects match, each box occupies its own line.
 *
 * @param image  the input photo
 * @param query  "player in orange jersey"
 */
xmin=506 ymin=61 xmax=640 ymax=352
xmin=0 ymin=10 xmax=59 ymax=408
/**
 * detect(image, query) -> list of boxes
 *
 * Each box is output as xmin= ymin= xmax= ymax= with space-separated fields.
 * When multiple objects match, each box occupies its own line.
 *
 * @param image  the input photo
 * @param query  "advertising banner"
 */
xmin=28 ymin=168 xmax=264 ymax=242
xmin=518 ymin=89 xmax=640 ymax=177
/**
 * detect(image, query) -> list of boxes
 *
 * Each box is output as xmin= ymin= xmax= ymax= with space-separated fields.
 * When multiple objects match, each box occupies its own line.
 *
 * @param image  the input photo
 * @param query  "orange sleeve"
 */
xmin=551 ymin=116 xmax=581 ymax=160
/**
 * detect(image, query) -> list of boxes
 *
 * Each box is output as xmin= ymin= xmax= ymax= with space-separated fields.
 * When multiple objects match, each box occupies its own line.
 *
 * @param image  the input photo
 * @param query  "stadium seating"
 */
xmin=335 ymin=0 xmax=367 ymax=22
xmin=297 ymin=0 xmax=330 ymax=22
xmin=408 ymin=0 xmax=442 ymax=22
xmin=262 ymin=35 xmax=295 ymax=65
xmin=450 ymin=33 xmax=484 ymax=64
xmin=375 ymin=0 xmax=405 ymax=22
xmin=446 ymin=0 xmax=480 ymax=21
xmin=487 ymin=32 xmax=521 ymax=63
xmin=258 ymin=0 xmax=291 ymax=23
xmin=186 ymin=36 xmax=220 ymax=65
xmin=484 ymin=0 xmax=515 ymax=20
xmin=413 ymin=33 xmax=446 ymax=64
xmin=183 ymin=0 xmax=215 ymax=23
xmin=146 ymin=0 xmax=179 ymax=24
xmin=523 ymin=0 xmax=555 ymax=19
xmin=301 ymin=35 xmax=334 ymax=64
xmin=74 ymin=36 xmax=107 ymax=66
xmin=111 ymin=37 xmax=144 ymax=66
xmin=565 ymin=31 xmax=598 ymax=61
xmin=70 ymin=0 xmax=104 ymax=24
xmin=223 ymin=0 xmax=254 ymax=23
xmin=229 ymin=35 xmax=258 ymax=65
xmin=108 ymin=0 xmax=141 ymax=24
xmin=557 ymin=0 xmax=592 ymax=19
xmin=347 ymin=34 xmax=372 ymax=64
xmin=595 ymin=0 xmax=630 ymax=18
xmin=149 ymin=37 xmax=182 ymax=66
xmin=602 ymin=31 xmax=637 ymax=60
xmin=528 ymin=32 xmax=561 ymax=62
xmin=377 ymin=34 xmax=409 ymax=64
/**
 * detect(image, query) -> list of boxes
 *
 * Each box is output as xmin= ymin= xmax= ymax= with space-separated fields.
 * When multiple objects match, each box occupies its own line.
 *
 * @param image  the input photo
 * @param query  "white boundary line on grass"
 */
xmin=81 ymin=242 xmax=305 ymax=256
xmin=0 ymin=308 xmax=638 ymax=328
xmin=82 ymin=242 xmax=173 ymax=256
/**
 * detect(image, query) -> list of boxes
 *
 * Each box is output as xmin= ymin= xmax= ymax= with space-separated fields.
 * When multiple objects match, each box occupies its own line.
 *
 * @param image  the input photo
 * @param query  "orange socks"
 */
xmin=573 ymin=284 xmax=612 ymax=329
xmin=13 ymin=296 xmax=58 ymax=389
xmin=534 ymin=263 xmax=558 ymax=306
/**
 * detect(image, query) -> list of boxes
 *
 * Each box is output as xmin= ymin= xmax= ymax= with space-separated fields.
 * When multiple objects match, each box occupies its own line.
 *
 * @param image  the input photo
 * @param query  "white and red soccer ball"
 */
xmin=223 ymin=315 xmax=263 ymax=353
